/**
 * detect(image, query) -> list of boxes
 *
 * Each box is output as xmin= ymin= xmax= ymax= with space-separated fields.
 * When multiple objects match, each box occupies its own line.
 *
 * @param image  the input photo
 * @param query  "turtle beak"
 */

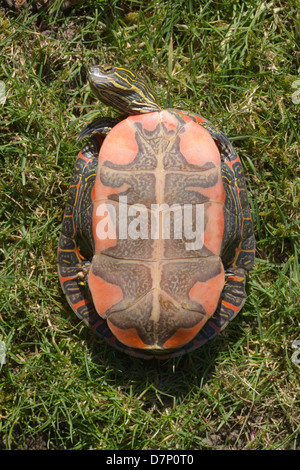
xmin=88 ymin=66 xmax=106 ymax=84
xmin=88 ymin=65 xmax=114 ymax=84
xmin=88 ymin=66 xmax=111 ymax=104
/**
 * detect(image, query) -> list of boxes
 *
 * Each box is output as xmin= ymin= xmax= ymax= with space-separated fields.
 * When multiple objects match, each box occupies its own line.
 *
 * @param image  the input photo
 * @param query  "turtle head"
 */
xmin=88 ymin=64 xmax=160 ymax=115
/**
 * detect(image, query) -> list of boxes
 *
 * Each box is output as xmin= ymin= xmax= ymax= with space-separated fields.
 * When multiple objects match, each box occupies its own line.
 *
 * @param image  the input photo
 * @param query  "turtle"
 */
xmin=58 ymin=64 xmax=255 ymax=359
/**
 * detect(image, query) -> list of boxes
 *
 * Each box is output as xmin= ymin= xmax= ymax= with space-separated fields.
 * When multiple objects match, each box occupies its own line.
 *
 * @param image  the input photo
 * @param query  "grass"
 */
xmin=0 ymin=0 xmax=299 ymax=450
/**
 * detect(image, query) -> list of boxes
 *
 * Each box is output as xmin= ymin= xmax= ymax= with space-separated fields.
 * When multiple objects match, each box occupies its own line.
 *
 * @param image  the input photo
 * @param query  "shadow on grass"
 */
xmin=75 ymin=312 xmax=242 ymax=404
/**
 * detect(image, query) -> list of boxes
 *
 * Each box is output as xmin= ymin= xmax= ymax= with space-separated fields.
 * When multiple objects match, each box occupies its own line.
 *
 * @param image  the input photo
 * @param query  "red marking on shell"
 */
xmin=228 ymin=275 xmax=244 ymax=283
xmin=88 ymin=269 xmax=123 ymax=318
xmin=161 ymin=110 xmax=180 ymax=131
xmin=163 ymin=323 xmax=204 ymax=349
xmin=107 ymin=321 xmax=149 ymax=349
xmin=191 ymin=114 xmax=206 ymax=125
xmin=99 ymin=120 xmax=138 ymax=165
xmin=203 ymin=202 xmax=225 ymax=255
xmin=72 ymin=298 xmax=90 ymax=310
xmin=58 ymin=274 xmax=77 ymax=283
xmin=180 ymin=121 xmax=220 ymax=167
xmin=178 ymin=113 xmax=191 ymax=123
xmin=188 ymin=266 xmax=225 ymax=316
xmin=226 ymin=154 xmax=241 ymax=170
xmin=93 ymin=200 xmax=117 ymax=253
xmin=221 ymin=300 xmax=240 ymax=314
xmin=78 ymin=152 xmax=93 ymax=163
xmin=91 ymin=184 xmax=96 ymax=202
xmin=91 ymin=318 xmax=106 ymax=331
xmin=127 ymin=112 xmax=159 ymax=131
xmin=173 ymin=110 xmax=206 ymax=125
xmin=75 ymin=246 xmax=86 ymax=260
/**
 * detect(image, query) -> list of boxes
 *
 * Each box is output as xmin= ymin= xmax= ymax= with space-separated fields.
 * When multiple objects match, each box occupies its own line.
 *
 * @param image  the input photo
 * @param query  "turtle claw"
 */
xmin=76 ymin=263 xmax=90 ymax=286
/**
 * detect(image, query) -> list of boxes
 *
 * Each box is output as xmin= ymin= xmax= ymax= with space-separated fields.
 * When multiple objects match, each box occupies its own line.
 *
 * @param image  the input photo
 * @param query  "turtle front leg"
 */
xmin=77 ymin=116 xmax=122 ymax=142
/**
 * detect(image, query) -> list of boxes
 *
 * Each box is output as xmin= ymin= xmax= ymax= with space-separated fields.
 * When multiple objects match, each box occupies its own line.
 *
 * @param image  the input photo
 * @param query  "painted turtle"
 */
xmin=58 ymin=65 xmax=255 ymax=359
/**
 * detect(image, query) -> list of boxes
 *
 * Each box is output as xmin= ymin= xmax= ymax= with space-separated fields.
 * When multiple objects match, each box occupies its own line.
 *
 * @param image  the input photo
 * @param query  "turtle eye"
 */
xmin=101 ymin=64 xmax=113 ymax=74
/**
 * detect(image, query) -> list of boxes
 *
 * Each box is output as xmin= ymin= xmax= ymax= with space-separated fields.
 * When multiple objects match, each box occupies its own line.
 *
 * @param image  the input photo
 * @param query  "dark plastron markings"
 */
xmin=109 ymin=293 xmax=156 ymax=346
xmin=94 ymin=123 xmax=159 ymax=261
xmin=91 ymin=255 xmax=154 ymax=314
xmin=90 ymin=119 xmax=160 ymax=342
xmin=160 ymin=257 xmax=223 ymax=312
xmin=134 ymin=122 xmax=168 ymax=169
xmin=163 ymin=170 xmax=219 ymax=205
xmin=192 ymin=116 xmax=255 ymax=270
xmin=100 ymin=167 xmax=157 ymax=208
xmin=163 ymin=238 xmax=214 ymax=259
